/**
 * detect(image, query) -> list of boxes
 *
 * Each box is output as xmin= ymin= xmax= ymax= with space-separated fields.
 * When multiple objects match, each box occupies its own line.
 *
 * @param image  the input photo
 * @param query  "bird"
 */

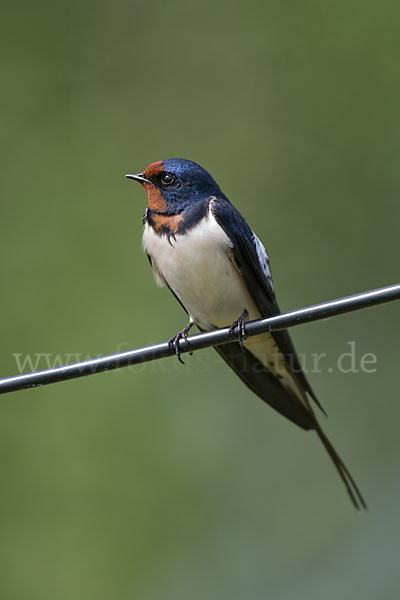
xmin=126 ymin=158 xmax=366 ymax=510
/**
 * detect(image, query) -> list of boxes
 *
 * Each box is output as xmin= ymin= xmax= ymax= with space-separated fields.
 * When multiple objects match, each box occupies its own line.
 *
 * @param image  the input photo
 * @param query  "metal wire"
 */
xmin=1 ymin=283 xmax=399 ymax=395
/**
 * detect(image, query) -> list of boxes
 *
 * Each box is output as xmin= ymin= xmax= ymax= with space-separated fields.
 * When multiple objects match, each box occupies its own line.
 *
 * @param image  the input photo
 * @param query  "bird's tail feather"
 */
xmin=312 ymin=416 xmax=367 ymax=510
xmin=214 ymin=340 xmax=367 ymax=510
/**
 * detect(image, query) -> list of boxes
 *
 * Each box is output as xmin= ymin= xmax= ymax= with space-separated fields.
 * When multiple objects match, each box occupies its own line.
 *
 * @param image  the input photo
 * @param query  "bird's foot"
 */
xmin=229 ymin=309 xmax=249 ymax=351
xmin=168 ymin=323 xmax=194 ymax=364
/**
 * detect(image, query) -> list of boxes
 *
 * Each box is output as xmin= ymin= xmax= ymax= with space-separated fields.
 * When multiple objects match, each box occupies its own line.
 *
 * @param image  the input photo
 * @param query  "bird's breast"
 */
xmin=142 ymin=209 xmax=260 ymax=329
xmin=147 ymin=212 xmax=184 ymax=235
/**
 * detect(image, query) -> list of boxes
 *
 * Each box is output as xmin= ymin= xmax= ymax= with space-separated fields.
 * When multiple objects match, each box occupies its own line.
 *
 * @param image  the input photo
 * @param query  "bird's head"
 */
xmin=126 ymin=158 xmax=223 ymax=214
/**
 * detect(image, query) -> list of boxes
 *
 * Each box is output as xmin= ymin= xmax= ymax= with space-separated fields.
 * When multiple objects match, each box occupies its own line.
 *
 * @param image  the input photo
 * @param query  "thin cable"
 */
xmin=0 ymin=283 xmax=399 ymax=395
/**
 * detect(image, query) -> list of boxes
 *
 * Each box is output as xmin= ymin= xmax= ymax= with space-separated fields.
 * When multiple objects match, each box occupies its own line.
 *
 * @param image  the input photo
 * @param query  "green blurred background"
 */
xmin=1 ymin=1 xmax=399 ymax=598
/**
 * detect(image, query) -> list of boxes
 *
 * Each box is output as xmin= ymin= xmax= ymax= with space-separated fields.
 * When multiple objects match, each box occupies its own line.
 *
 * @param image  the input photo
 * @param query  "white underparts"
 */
xmin=142 ymin=206 xmax=305 ymax=399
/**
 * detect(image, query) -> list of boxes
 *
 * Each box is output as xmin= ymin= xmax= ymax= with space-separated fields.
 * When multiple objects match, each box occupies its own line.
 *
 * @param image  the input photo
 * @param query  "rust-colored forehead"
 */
xmin=143 ymin=160 xmax=165 ymax=179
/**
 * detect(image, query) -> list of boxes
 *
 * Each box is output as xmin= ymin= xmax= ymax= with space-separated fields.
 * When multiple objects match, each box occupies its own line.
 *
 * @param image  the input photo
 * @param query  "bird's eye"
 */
xmin=161 ymin=172 xmax=175 ymax=186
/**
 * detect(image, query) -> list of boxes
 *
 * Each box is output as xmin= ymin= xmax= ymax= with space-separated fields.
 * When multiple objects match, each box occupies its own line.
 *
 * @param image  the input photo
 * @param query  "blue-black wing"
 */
xmin=210 ymin=196 xmax=322 ymax=412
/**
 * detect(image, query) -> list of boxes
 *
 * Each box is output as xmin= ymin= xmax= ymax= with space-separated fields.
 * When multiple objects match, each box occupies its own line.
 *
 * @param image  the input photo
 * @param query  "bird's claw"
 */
xmin=229 ymin=309 xmax=249 ymax=351
xmin=168 ymin=326 xmax=193 ymax=364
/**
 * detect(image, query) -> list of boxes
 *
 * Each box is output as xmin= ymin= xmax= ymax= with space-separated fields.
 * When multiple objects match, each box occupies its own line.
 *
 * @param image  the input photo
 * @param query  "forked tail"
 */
xmin=313 ymin=418 xmax=367 ymax=510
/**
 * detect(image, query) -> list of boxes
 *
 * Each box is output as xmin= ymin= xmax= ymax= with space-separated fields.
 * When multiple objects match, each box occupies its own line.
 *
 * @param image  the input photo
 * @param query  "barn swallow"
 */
xmin=126 ymin=158 xmax=366 ymax=510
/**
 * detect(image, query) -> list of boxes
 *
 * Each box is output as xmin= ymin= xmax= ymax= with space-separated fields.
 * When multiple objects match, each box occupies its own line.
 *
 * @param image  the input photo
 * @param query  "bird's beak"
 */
xmin=125 ymin=173 xmax=150 ymax=184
